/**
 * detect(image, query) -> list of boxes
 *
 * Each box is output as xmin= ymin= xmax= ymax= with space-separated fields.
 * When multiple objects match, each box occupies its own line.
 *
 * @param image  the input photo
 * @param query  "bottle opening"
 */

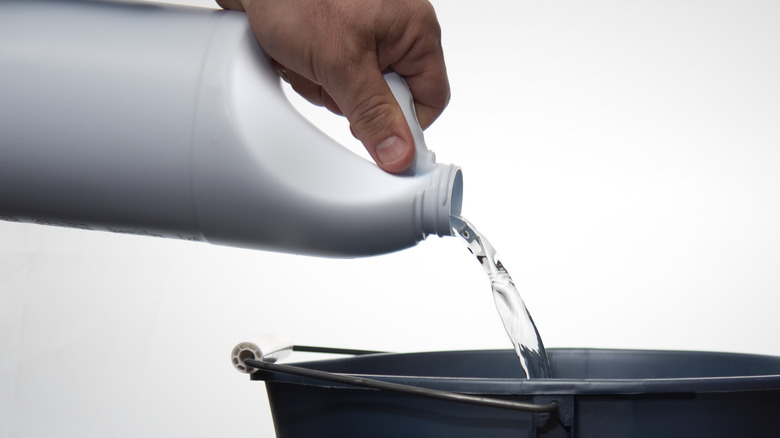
xmin=419 ymin=164 xmax=464 ymax=238
xmin=450 ymin=168 xmax=463 ymax=218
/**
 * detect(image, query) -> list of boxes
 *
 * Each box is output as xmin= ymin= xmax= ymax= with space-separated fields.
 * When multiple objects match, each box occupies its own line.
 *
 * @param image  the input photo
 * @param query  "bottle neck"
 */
xmin=418 ymin=164 xmax=463 ymax=238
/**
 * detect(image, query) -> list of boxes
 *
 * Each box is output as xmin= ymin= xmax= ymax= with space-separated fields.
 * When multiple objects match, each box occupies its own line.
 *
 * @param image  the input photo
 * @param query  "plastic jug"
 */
xmin=0 ymin=0 xmax=462 ymax=257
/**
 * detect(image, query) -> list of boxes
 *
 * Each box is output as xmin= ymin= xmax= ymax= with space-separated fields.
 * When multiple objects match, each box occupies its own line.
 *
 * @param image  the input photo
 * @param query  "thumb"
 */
xmin=335 ymin=71 xmax=416 ymax=174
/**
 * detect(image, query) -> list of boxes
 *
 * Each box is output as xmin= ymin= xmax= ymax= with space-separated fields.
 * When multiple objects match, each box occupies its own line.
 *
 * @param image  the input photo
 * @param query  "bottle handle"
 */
xmin=385 ymin=72 xmax=463 ymax=238
xmin=384 ymin=72 xmax=437 ymax=175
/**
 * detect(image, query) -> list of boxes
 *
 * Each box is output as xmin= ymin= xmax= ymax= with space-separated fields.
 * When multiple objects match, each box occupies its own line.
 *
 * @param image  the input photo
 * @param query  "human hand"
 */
xmin=215 ymin=0 xmax=450 ymax=173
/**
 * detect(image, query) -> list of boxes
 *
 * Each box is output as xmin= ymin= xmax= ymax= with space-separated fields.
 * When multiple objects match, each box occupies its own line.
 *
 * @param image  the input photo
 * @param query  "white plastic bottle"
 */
xmin=0 ymin=0 xmax=462 ymax=257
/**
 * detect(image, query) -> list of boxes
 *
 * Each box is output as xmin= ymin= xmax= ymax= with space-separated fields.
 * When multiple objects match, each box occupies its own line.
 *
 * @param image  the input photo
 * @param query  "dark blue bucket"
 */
xmin=248 ymin=348 xmax=780 ymax=437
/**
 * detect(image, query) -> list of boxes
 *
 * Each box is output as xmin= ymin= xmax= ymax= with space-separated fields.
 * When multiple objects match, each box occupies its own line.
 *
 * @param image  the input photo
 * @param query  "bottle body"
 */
xmin=0 ymin=0 xmax=462 ymax=257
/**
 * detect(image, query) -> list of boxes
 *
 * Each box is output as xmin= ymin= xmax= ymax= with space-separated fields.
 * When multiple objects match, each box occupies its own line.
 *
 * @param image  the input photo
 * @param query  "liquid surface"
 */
xmin=451 ymin=216 xmax=552 ymax=378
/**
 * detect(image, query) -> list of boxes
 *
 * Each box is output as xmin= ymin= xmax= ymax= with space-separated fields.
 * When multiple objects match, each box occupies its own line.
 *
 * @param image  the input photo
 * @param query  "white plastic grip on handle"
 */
xmin=384 ymin=72 xmax=437 ymax=175
xmin=231 ymin=341 xmax=293 ymax=374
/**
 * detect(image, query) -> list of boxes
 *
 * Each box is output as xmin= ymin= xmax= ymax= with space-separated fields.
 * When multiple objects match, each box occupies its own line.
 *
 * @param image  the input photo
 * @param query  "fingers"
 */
xmin=274 ymin=57 xmax=416 ymax=173
xmin=274 ymin=61 xmax=342 ymax=116
xmin=403 ymin=67 xmax=450 ymax=130
xmin=331 ymin=68 xmax=416 ymax=173
xmin=382 ymin=1 xmax=450 ymax=130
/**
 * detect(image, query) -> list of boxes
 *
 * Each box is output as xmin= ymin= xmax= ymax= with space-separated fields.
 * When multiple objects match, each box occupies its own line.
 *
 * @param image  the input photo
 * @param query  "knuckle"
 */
xmin=348 ymin=93 xmax=396 ymax=138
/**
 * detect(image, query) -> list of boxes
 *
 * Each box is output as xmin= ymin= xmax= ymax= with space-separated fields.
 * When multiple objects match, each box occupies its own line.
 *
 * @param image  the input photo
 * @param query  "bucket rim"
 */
xmin=251 ymin=348 xmax=780 ymax=396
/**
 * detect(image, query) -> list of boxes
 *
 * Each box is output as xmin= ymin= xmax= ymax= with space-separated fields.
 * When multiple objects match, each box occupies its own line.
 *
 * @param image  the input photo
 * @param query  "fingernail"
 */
xmin=375 ymin=136 xmax=407 ymax=166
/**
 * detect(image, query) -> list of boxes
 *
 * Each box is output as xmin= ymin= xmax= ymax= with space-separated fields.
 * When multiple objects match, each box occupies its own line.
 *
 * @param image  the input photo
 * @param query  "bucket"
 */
xmin=243 ymin=347 xmax=780 ymax=437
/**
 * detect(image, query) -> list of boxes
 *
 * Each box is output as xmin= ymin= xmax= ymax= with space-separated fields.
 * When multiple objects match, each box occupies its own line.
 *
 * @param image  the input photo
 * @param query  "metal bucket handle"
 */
xmin=237 ymin=345 xmax=558 ymax=414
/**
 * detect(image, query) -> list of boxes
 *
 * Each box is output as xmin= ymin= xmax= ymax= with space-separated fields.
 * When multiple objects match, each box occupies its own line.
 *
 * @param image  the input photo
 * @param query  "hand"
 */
xmin=216 ymin=0 xmax=450 ymax=173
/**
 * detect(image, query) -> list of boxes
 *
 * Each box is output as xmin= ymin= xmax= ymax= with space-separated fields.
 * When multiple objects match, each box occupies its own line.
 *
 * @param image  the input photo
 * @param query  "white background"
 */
xmin=2 ymin=0 xmax=780 ymax=436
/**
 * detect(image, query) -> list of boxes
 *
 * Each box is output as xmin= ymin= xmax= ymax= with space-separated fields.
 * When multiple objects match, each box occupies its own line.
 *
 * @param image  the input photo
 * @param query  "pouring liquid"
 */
xmin=451 ymin=216 xmax=552 ymax=378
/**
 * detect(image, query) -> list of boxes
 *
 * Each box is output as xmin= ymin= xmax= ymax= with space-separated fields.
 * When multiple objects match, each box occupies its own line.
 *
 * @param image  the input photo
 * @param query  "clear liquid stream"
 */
xmin=451 ymin=215 xmax=552 ymax=379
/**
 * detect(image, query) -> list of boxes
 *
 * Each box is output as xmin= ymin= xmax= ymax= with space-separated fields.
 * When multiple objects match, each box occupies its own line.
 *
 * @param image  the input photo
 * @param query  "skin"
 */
xmin=215 ymin=0 xmax=450 ymax=173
